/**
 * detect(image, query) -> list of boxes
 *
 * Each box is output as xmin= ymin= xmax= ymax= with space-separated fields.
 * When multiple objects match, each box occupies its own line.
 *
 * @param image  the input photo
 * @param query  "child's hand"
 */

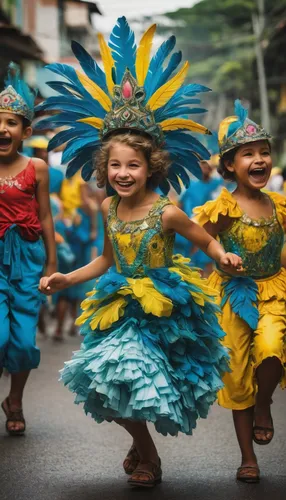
xmin=39 ymin=272 xmax=70 ymax=295
xmin=219 ymin=252 xmax=243 ymax=274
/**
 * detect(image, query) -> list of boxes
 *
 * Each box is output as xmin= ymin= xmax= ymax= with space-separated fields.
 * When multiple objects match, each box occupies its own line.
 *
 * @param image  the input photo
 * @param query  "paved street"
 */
xmin=1 ymin=333 xmax=285 ymax=500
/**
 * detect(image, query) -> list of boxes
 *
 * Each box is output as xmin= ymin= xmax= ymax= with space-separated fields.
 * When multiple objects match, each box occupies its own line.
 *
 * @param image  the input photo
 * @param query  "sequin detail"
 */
xmin=219 ymin=205 xmax=284 ymax=278
xmin=107 ymin=195 xmax=174 ymax=277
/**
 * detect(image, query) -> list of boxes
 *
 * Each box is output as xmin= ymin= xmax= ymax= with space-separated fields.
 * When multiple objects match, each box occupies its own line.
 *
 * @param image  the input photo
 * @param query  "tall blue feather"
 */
xmin=66 ymin=147 xmax=97 ymax=178
xmin=234 ymin=99 xmax=248 ymax=123
xmin=45 ymin=63 xmax=91 ymax=100
xmin=45 ymin=80 xmax=82 ymax=98
xmin=144 ymin=36 xmax=176 ymax=99
xmin=155 ymin=106 xmax=207 ymax=121
xmin=62 ymin=136 xmax=100 ymax=164
xmin=108 ymin=16 xmax=136 ymax=82
xmin=47 ymin=126 xmax=96 ymax=152
xmin=71 ymin=41 xmax=108 ymax=94
xmin=165 ymin=131 xmax=210 ymax=159
xmin=37 ymin=95 xmax=106 ymax=118
xmin=154 ymin=51 xmax=182 ymax=95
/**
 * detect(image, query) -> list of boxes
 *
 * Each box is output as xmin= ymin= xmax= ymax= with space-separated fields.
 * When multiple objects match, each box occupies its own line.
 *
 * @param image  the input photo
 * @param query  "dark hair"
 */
xmin=94 ymin=132 xmax=171 ymax=189
xmin=21 ymin=116 xmax=32 ymax=129
xmin=218 ymin=147 xmax=239 ymax=181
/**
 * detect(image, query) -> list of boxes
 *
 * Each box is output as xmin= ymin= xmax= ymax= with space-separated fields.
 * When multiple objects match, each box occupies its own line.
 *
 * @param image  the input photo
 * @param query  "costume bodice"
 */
xmin=219 ymin=207 xmax=284 ymax=279
xmin=107 ymin=195 xmax=174 ymax=277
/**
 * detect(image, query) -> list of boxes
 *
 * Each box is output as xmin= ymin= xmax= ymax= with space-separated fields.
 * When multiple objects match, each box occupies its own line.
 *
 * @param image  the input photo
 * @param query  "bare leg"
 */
xmin=233 ymin=407 xmax=257 ymax=467
xmin=54 ymin=297 xmax=69 ymax=340
xmin=38 ymin=306 xmax=47 ymax=335
xmin=69 ymin=299 xmax=79 ymax=336
xmin=254 ymin=356 xmax=282 ymax=441
xmin=6 ymin=370 xmax=30 ymax=432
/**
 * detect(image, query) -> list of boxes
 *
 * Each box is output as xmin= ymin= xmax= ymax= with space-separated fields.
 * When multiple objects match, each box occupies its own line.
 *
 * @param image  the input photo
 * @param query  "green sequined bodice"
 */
xmin=107 ymin=195 xmax=174 ymax=277
xmin=219 ymin=208 xmax=284 ymax=278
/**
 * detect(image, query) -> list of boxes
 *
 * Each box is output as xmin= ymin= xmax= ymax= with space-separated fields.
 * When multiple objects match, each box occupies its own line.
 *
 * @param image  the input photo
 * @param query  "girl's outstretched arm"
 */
xmin=163 ymin=204 xmax=243 ymax=273
xmin=39 ymin=197 xmax=114 ymax=295
xmin=35 ymin=158 xmax=57 ymax=276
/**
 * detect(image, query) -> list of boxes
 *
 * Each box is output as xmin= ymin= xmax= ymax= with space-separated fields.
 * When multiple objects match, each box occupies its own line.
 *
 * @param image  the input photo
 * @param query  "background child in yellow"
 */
xmin=194 ymin=100 xmax=286 ymax=484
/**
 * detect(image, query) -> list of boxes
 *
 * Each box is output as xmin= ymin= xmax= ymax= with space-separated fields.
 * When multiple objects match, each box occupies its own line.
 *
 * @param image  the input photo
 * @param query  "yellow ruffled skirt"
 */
xmin=208 ymin=269 xmax=286 ymax=410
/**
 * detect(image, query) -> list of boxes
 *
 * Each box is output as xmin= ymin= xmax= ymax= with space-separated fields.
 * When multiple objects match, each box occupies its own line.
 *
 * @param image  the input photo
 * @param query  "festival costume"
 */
xmin=0 ymin=161 xmax=45 ymax=373
xmin=40 ymin=18 xmax=229 ymax=435
xmin=194 ymin=101 xmax=286 ymax=409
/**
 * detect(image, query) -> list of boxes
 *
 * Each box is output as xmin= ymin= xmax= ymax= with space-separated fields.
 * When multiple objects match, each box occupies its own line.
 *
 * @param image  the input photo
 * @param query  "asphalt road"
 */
xmin=1 ymin=332 xmax=285 ymax=500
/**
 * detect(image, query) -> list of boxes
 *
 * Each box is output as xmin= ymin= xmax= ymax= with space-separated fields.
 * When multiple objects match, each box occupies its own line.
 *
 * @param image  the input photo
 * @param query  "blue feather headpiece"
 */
xmin=218 ymin=99 xmax=271 ymax=155
xmin=37 ymin=17 xmax=212 ymax=194
xmin=0 ymin=63 xmax=35 ymax=122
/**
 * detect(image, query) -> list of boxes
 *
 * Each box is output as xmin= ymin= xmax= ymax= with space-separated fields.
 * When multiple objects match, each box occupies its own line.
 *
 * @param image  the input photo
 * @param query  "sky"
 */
xmin=90 ymin=0 xmax=200 ymax=33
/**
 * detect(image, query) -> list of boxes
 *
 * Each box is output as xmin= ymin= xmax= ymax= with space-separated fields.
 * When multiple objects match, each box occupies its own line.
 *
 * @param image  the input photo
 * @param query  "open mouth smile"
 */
xmin=249 ymin=167 xmax=268 ymax=182
xmin=0 ymin=137 xmax=12 ymax=150
xmin=116 ymin=181 xmax=134 ymax=188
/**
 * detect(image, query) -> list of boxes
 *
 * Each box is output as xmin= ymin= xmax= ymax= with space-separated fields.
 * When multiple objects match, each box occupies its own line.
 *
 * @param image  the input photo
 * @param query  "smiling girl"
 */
xmin=0 ymin=64 xmax=56 ymax=435
xmin=194 ymin=100 xmax=286 ymax=483
xmin=40 ymin=130 xmax=243 ymax=487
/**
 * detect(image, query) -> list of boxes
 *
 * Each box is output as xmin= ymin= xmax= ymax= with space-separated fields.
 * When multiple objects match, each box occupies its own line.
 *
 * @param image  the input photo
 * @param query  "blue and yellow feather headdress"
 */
xmin=218 ymin=99 xmax=271 ymax=156
xmin=0 ymin=63 xmax=35 ymax=122
xmin=37 ymin=17 xmax=212 ymax=194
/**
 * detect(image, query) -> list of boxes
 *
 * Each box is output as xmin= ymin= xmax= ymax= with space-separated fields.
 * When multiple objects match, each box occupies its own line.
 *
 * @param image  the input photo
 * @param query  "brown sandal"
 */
xmin=128 ymin=459 xmax=162 ymax=488
xmin=123 ymin=445 xmax=140 ymax=475
xmin=253 ymin=415 xmax=274 ymax=445
xmin=236 ymin=465 xmax=260 ymax=483
xmin=1 ymin=397 xmax=26 ymax=436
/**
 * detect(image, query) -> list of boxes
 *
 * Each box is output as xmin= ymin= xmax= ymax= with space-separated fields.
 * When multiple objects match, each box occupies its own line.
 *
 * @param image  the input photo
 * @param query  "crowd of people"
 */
xmin=0 ymin=17 xmax=286 ymax=491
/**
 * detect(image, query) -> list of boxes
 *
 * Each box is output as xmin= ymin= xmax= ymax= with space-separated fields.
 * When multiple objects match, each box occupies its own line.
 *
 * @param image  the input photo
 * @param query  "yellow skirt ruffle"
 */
xmin=208 ymin=269 xmax=286 ymax=410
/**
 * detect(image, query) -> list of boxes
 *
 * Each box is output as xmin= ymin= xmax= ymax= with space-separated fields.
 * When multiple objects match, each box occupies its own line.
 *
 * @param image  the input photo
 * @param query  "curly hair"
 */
xmin=94 ymin=132 xmax=171 ymax=189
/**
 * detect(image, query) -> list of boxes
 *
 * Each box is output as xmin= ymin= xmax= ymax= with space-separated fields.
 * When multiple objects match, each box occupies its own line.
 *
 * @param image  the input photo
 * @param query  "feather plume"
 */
xmin=234 ymin=99 xmax=248 ymax=123
xmin=47 ymin=126 xmax=97 ymax=152
xmin=165 ymin=131 xmax=210 ymax=159
xmin=45 ymin=80 xmax=82 ymax=98
xmin=76 ymin=71 xmax=111 ymax=111
xmin=62 ymin=136 xmax=100 ymax=164
xmin=218 ymin=116 xmax=237 ymax=144
xmin=155 ymin=106 xmax=206 ymax=121
xmin=147 ymin=61 xmax=189 ymax=111
xmin=77 ymin=117 xmax=104 ymax=129
xmin=154 ymin=51 xmax=182 ymax=94
xmin=5 ymin=62 xmax=36 ymax=111
xmin=37 ymin=95 xmax=106 ymax=118
xmin=97 ymin=33 xmax=115 ymax=95
xmin=108 ymin=16 xmax=136 ymax=82
xmin=160 ymin=117 xmax=210 ymax=135
xmin=144 ymin=36 xmax=176 ymax=98
xmin=71 ymin=41 xmax=108 ymax=93
xmin=135 ymin=24 xmax=157 ymax=86
xmin=66 ymin=147 xmax=97 ymax=178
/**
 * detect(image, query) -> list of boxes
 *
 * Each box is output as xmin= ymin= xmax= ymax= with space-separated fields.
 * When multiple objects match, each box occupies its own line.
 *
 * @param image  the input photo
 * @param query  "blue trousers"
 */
xmin=0 ymin=226 xmax=46 ymax=373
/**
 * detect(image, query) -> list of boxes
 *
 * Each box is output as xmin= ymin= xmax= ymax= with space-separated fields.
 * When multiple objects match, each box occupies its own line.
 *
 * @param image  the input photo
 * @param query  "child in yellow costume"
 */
xmin=194 ymin=100 xmax=286 ymax=484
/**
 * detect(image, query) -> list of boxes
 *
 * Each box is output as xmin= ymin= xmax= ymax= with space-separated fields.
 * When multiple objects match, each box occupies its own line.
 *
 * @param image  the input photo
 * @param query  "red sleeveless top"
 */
xmin=0 ymin=160 xmax=42 ymax=241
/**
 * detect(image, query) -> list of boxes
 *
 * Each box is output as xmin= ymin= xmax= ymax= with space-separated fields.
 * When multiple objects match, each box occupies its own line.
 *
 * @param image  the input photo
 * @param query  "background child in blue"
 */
xmin=0 ymin=64 xmax=56 ymax=435
xmin=38 ymin=19 xmax=242 ymax=489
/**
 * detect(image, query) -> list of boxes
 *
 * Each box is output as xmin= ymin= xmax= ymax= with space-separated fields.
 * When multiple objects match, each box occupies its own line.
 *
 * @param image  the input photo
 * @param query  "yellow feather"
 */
xmin=218 ymin=116 xmax=237 ymax=144
xmin=160 ymin=118 xmax=211 ymax=135
xmin=76 ymin=70 xmax=111 ymax=112
xmin=147 ymin=61 xmax=189 ymax=111
xmin=89 ymin=296 xmax=127 ymax=331
xmin=77 ymin=117 xmax=104 ymax=129
xmin=135 ymin=24 xmax=157 ymax=86
xmin=97 ymin=33 xmax=115 ymax=97
xmin=126 ymin=277 xmax=173 ymax=317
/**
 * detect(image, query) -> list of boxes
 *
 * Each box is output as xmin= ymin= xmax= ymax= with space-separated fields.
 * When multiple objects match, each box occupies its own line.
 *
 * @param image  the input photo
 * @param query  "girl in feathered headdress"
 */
xmin=39 ymin=18 xmax=242 ymax=488
xmin=0 ymin=64 xmax=56 ymax=436
xmin=194 ymin=100 xmax=286 ymax=484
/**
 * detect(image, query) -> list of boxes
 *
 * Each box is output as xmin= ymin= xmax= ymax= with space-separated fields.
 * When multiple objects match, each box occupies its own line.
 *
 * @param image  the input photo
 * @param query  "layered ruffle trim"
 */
xmin=60 ymin=314 xmax=229 ymax=436
xmin=60 ymin=255 xmax=230 ymax=436
xmin=193 ymin=188 xmax=286 ymax=229
xmin=193 ymin=188 xmax=242 ymax=226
